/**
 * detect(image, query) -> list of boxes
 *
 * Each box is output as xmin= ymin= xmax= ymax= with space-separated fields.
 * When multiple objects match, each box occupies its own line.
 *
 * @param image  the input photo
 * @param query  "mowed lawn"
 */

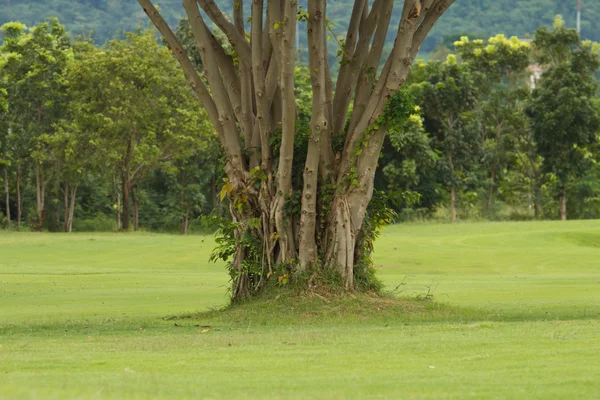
xmin=1 ymin=221 xmax=600 ymax=399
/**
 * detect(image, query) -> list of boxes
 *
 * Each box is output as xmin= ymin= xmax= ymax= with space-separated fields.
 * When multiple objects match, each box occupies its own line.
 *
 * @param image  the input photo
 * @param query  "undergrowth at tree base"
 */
xmin=166 ymin=283 xmax=475 ymax=327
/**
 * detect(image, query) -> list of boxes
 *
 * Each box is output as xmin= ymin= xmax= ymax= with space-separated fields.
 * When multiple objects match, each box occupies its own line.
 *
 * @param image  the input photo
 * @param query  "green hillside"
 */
xmin=1 ymin=0 xmax=598 ymax=52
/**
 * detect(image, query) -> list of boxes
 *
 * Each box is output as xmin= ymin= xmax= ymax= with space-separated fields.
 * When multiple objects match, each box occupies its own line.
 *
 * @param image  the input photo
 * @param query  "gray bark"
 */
xmin=560 ymin=189 xmax=567 ymax=221
xmin=137 ymin=0 xmax=454 ymax=297
xmin=4 ymin=168 xmax=10 ymax=230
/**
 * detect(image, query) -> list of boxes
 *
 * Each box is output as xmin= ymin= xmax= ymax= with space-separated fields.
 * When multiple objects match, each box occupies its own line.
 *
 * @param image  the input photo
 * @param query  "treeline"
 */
xmin=376 ymin=16 xmax=600 ymax=222
xmin=2 ymin=1 xmax=598 ymax=54
xmin=0 ymin=19 xmax=220 ymax=233
xmin=1 ymin=16 xmax=599 ymax=232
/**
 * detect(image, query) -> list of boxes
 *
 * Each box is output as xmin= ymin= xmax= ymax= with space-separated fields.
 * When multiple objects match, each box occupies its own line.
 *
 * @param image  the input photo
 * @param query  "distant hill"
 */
xmin=1 ymin=0 xmax=598 ymax=54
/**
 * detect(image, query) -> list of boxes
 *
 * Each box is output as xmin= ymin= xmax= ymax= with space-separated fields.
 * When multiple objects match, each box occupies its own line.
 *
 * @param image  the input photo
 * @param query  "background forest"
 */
xmin=2 ymin=0 xmax=599 ymax=55
xmin=1 ymin=3 xmax=600 ymax=233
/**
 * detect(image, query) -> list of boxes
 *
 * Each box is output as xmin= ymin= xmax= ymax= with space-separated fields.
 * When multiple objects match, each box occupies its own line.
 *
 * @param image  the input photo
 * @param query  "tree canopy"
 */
xmin=3 ymin=0 xmax=599 ymax=53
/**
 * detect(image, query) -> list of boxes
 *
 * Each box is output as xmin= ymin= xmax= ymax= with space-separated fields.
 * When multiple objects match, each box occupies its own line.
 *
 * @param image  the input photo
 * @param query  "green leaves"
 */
xmin=527 ymin=22 xmax=600 ymax=185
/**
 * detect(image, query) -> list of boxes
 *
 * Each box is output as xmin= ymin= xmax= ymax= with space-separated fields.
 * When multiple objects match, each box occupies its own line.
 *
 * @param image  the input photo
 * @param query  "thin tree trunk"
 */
xmin=448 ymin=152 xmax=457 ymax=223
xmin=122 ymin=174 xmax=130 ymax=231
xmin=64 ymin=183 xmax=77 ymax=233
xmin=4 ymin=168 xmax=10 ymax=230
xmin=131 ymin=188 xmax=139 ymax=231
xmin=63 ymin=182 xmax=69 ymax=232
xmin=35 ymin=164 xmax=45 ymax=232
xmin=298 ymin=0 xmax=327 ymax=271
xmin=560 ymin=188 xmax=567 ymax=221
xmin=16 ymin=165 xmax=21 ymax=229
xmin=113 ymin=175 xmax=121 ymax=230
xmin=54 ymin=182 xmax=60 ymax=232
xmin=450 ymin=186 xmax=457 ymax=223
xmin=487 ymin=167 xmax=496 ymax=210
xmin=533 ymin=171 xmax=542 ymax=219
xmin=180 ymin=170 xmax=187 ymax=235
xmin=180 ymin=203 xmax=189 ymax=235
xmin=534 ymin=195 xmax=541 ymax=218
xmin=271 ymin=0 xmax=298 ymax=263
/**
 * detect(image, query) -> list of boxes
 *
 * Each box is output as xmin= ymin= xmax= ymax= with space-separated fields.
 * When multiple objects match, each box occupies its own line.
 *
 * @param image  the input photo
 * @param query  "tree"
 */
xmin=527 ymin=16 xmax=600 ymax=221
xmin=455 ymin=35 xmax=531 ymax=212
xmin=412 ymin=56 xmax=481 ymax=222
xmin=0 ymin=76 xmax=9 ymax=229
xmin=377 ymin=96 xmax=437 ymax=212
xmin=67 ymin=29 xmax=213 ymax=231
xmin=137 ymin=0 xmax=454 ymax=299
xmin=0 ymin=19 xmax=73 ymax=231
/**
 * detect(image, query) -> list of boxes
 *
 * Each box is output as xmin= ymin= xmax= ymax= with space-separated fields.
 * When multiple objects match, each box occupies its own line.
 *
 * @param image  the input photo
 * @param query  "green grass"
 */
xmin=1 ymin=221 xmax=600 ymax=399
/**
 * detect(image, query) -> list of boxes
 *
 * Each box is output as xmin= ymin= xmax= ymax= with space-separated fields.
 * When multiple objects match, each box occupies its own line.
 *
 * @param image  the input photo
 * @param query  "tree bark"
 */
xmin=534 ymin=184 xmax=541 ymax=219
xmin=113 ymin=175 xmax=121 ymax=230
xmin=16 ymin=165 xmax=21 ymax=229
xmin=180 ymin=203 xmax=189 ymax=235
xmin=63 ymin=182 xmax=69 ymax=232
xmin=272 ymin=0 xmax=299 ymax=263
xmin=131 ymin=188 xmax=139 ymax=231
xmin=447 ymin=151 xmax=457 ymax=222
xmin=63 ymin=182 xmax=77 ymax=233
xmin=560 ymin=188 xmax=567 ymax=221
xmin=298 ymin=0 xmax=327 ymax=271
xmin=179 ymin=169 xmax=187 ymax=235
xmin=35 ymin=164 xmax=46 ymax=232
xmin=122 ymin=174 xmax=130 ymax=231
xmin=137 ymin=0 xmax=455 ymax=300
xmin=450 ymin=186 xmax=457 ymax=223
xmin=68 ymin=185 xmax=77 ymax=233
xmin=487 ymin=167 xmax=496 ymax=210
xmin=4 ymin=168 xmax=10 ymax=230
xmin=54 ymin=180 xmax=60 ymax=232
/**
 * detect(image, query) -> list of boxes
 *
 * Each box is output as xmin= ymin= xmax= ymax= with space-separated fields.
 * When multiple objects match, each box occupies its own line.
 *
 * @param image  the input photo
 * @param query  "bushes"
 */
xmin=72 ymin=213 xmax=116 ymax=232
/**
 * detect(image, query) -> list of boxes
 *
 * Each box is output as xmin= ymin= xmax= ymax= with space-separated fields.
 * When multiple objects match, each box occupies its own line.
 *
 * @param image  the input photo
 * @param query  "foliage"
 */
xmin=526 ymin=18 xmax=600 ymax=195
xmin=0 ymin=20 xmax=219 ymax=233
xmin=5 ymin=0 xmax=600 ymax=55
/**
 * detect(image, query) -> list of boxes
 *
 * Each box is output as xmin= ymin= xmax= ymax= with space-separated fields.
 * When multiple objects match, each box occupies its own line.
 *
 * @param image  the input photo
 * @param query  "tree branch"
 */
xmin=184 ymin=0 xmax=245 ymax=176
xmin=411 ymin=0 xmax=455 ymax=59
xmin=136 ymin=0 xmax=221 ymax=140
xmin=299 ymin=0 xmax=328 ymax=270
xmin=196 ymin=0 xmax=252 ymax=62
xmin=346 ymin=0 xmax=394 ymax=139
xmin=251 ymin=0 xmax=273 ymax=173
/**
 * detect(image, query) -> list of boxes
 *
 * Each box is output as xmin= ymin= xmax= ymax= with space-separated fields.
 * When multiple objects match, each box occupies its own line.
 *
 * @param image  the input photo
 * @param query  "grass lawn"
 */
xmin=1 ymin=220 xmax=600 ymax=399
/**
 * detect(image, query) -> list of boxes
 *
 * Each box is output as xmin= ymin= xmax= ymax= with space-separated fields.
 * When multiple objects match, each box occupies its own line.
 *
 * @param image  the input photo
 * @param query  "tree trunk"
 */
xmin=131 ymin=188 xmax=139 ymax=232
xmin=179 ymin=170 xmax=188 ymax=235
xmin=113 ymin=175 xmax=121 ymax=230
xmin=4 ymin=168 xmax=10 ymax=230
xmin=122 ymin=175 xmax=130 ymax=231
xmin=138 ymin=0 xmax=455 ymax=300
xmin=450 ymin=186 xmax=457 ymax=223
xmin=55 ymin=182 xmax=61 ymax=232
xmin=298 ymin=0 xmax=327 ymax=271
xmin=35 ymin=164 xmax=46 ymax=232
xmin=68 ymin=186 xmax=76 ymax=233
xmin=16 ymin=165 xmax=21 ymax=229
xmin=448 ymin=152 xmax=457 ymax=223
xmin=487 ymin=167 xmax=496 ymax=210
xmin=532 ymin=170 xmax=542 ymax=219
xmin=180 ymin=203 xmax=189 ymax=235
xmin=63 ymin=182 xmax=69 ymax=232
xmin=560 ymin=188 xmax=567 ymax=221
xmin=63 ymin=182 xmax=77 ymax=233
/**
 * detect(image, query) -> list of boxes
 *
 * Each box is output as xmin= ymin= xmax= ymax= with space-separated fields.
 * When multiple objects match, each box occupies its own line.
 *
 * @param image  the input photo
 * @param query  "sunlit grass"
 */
xmin=1 ymin=221 xmax=599 ymax=399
